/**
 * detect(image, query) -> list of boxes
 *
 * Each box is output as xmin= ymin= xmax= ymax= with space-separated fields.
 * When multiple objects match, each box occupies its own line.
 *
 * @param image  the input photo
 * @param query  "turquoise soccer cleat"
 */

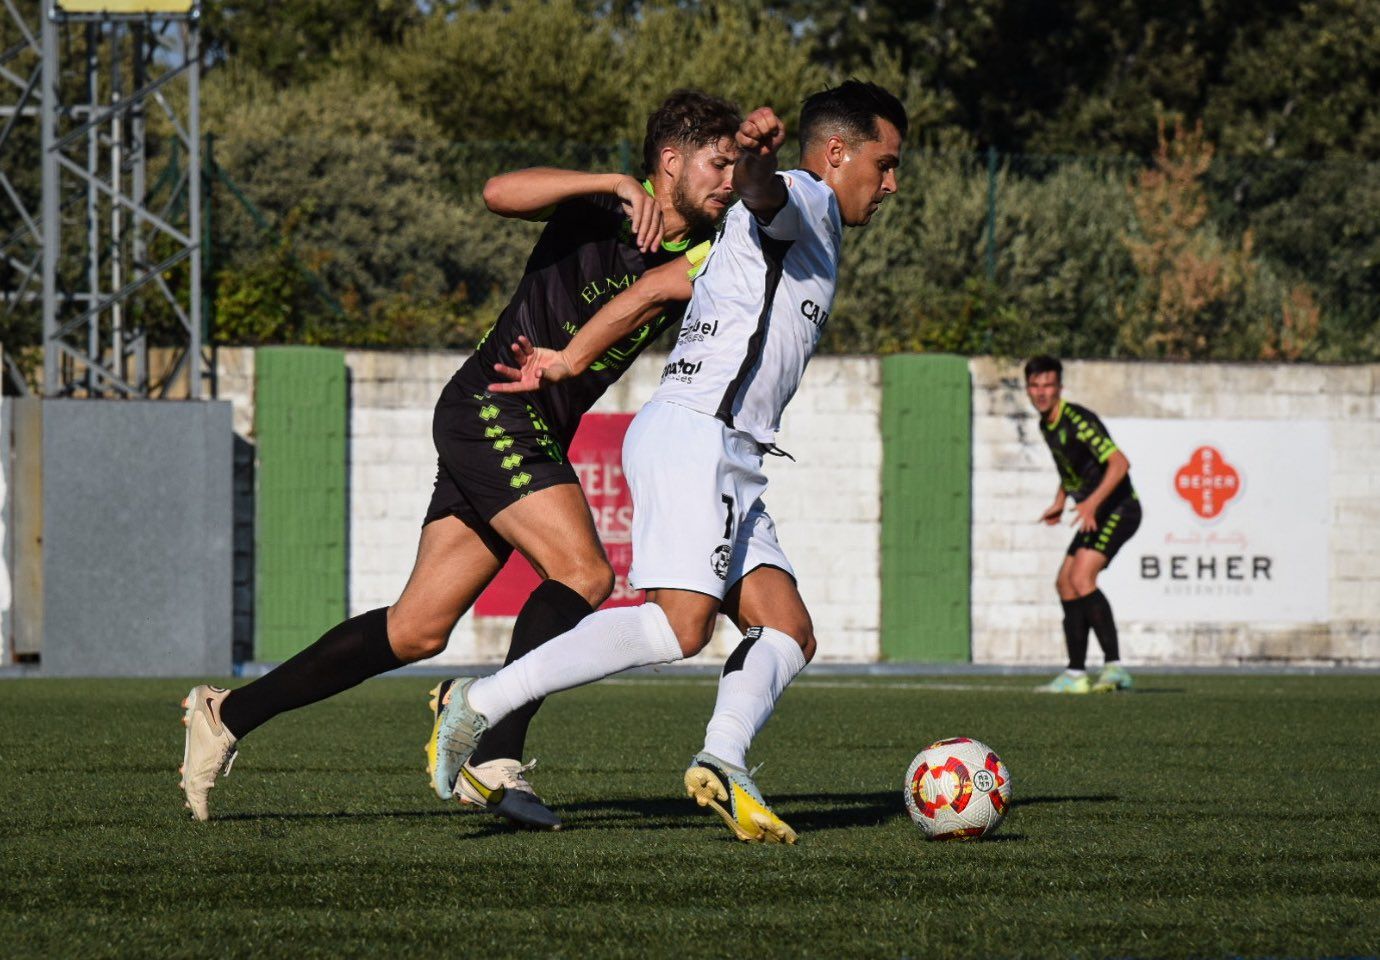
xmin=1093 ymin=663 xmax=1134 ymax=692
xmin=1035 ymin=670 xmax=1093 ymax=694
xmin=425 ymin=677 xmax=488 ymax=800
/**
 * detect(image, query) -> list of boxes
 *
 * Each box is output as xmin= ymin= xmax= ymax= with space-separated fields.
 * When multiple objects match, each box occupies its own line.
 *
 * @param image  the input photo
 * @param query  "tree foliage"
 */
xmin=165 ymin=1 xmax=1380 ymax=359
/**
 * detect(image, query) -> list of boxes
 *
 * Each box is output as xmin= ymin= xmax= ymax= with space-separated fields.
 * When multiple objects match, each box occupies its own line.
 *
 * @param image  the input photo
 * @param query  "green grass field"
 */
xmin=2 ymin=673 xmax=1378 ymax=959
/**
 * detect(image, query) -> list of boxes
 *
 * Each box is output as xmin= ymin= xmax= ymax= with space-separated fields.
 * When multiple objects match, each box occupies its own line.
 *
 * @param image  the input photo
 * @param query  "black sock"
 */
xmin=1082 ymin=589 xmax=1120 ymax=663
xmin=1061 ymin=598 xmax=1089 ymax=671
xmin=468 ymin=580 xmax=594 ymax=766
xmin=220 ymin=607 xmax=402 ymax=740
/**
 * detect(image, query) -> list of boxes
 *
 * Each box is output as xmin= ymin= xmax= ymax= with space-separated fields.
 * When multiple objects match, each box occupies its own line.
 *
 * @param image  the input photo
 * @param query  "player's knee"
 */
xmin=745 ymin=622 xmax=815 ymax=662
xmin=663 ymin=613 xmax=716 ymax=658
xmin=385 ymin=607 xmax=452 ymax=662
xmin=546 ymin=558 xmax=614 ymax=608
xmin=386 ymin=626 xmax=444 ymax=664
xmin=674 ymin=621 xmax=716 ymax=658
xmin=771 ymin=617 xmax=815 ymax=662
xmin=1071 ymin=570 xmax=1099 ymax=596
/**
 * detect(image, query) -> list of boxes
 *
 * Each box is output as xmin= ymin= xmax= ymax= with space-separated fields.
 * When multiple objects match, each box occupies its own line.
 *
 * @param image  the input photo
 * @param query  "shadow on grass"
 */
xmin=216 ymin=809 xmax=456 ymax=823
xmin=562 ymin=791 xmax=905 ymax=833
xmin=206 ymin=793 xmax=1117 ymax=836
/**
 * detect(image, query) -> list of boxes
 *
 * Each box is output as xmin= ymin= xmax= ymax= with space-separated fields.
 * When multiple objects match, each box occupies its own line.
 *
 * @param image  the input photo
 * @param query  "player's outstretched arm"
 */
xmin=733 ymin=107 xmax=788 ymax=221
xmin=488 ymin=254 xmax=695 ymax=393
xmin=482 ymin=168 xmax=663 ymax=251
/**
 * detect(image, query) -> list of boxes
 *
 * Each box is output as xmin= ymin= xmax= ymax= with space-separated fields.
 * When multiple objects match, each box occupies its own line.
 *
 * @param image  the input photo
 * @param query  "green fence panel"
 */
xmin=880 ymin=355 xmax=971 ymax=661
xmin=254 ymin=347 xmax=347 ymax=661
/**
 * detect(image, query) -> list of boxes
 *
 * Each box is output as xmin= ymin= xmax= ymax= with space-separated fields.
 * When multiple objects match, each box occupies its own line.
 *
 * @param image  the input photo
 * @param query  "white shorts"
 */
xmin=624 ymin=400 xmax=794 ymax=599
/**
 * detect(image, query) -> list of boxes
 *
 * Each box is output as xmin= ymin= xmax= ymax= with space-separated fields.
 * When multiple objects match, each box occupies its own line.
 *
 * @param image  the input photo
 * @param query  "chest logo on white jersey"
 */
xmin=661 ymin=358 xmax=703 ymax=383
xmin=801 ymin=299 xmax=830 ymax=330
xmin=677 ymin=316 xmax=720 ymax=344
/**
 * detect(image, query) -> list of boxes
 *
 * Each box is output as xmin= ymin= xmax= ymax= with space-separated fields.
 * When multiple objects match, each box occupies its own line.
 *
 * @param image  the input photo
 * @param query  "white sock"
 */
xmin=466 ymin=603 xmax=682 ymax=724
xmin=701 ymin=627 xmax=807 ymax=769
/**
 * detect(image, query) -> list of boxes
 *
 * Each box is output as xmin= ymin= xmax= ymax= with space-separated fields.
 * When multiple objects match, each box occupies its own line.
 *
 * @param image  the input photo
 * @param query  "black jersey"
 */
xmin=1039 ymin=400 xmax=1136 ymax=504
xmin=452 ymin=191 xmax=710 ymax=447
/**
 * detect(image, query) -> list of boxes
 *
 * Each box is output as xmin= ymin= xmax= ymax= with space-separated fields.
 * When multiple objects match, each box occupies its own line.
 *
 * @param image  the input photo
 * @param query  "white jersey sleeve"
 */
xmin=649 ymin=170 xmax=842 ymax=444
xmin=755 ymin=171 xmax=831 ymax=242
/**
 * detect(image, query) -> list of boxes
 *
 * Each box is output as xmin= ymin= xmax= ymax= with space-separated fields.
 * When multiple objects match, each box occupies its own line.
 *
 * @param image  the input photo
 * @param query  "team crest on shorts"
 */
xmin=710 ymin=544 xmax=732 ymax=580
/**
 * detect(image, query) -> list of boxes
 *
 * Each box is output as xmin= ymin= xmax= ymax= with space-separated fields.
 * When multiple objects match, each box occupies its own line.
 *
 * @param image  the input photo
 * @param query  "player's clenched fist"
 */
xmin=737 ymin=107 xmax=786 ymax=157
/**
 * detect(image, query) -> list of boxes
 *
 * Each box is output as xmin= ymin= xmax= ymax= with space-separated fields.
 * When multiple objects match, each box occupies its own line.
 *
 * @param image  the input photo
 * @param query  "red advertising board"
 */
xmin=473 ymin=413 xmax=641 ymax=616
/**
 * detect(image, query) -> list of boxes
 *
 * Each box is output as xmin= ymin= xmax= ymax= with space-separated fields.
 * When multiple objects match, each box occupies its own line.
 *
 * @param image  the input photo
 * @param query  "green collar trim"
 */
xmin=1045 ymin=401 xmax=1065 ymax=429
xmin=641 ymin=178 xmax=691 ymax=252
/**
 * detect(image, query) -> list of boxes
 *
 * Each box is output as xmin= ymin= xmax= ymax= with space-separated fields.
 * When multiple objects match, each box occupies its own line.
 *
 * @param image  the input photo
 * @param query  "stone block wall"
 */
xmin=341 ymin=351 xmax=883 ymax=664
xmin=969 ymin=359 xmax=1380 ymax=666
xmin=7 ymin=351 xmax=1373 ymax=669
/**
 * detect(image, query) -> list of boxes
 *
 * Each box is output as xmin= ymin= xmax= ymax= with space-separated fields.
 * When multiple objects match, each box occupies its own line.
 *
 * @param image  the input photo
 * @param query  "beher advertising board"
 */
xmin=1098 ymin=419 xmax=1330 ymax=623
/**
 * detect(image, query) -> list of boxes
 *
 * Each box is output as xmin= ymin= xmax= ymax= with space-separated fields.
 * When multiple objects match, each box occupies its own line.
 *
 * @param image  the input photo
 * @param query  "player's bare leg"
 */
xmin=429 ymin=483 xmax=615 ymax=828
xmin=487 ymin=482 xmax=614 ymax=609
xmin=389 ymin=515 xmax=509 ymax=660
xmin=685 ymin=567 xmax=810 ymax=844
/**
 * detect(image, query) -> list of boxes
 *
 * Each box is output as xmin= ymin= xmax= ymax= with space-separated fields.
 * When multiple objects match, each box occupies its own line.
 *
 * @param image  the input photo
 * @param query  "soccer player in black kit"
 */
xmin=1025 ymin=356 xmax=1140 ymax=694
xmin=178 ymin=91 xmax=742 ymax=825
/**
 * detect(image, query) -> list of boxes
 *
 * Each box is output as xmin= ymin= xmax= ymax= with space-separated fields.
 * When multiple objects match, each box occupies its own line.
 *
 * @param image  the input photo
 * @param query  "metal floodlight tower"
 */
xmin=2 ymin=0 xmax=204 ymax=398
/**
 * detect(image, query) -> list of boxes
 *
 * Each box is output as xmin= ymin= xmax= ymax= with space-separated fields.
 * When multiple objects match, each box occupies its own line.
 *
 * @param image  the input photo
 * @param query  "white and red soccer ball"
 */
xmin=904 ymin=737 xmax=1012 ymax=840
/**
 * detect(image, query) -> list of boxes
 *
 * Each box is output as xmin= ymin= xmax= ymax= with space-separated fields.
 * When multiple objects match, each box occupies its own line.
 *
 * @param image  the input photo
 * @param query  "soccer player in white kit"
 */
xmin=429 ymin=81 xmax=906 ymax=843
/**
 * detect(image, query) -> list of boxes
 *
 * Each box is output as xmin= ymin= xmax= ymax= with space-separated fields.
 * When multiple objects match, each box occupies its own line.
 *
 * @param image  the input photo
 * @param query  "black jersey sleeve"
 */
xmin=1066 ymin=403 xmax=1120 ymax=464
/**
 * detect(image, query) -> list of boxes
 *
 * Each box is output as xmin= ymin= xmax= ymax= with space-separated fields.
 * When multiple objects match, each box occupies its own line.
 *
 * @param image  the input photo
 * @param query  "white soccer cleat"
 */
xmin=180 ymin=685 xmax=238 ymax=822
xmin=455 ymin=758 xmax=563 ymax=830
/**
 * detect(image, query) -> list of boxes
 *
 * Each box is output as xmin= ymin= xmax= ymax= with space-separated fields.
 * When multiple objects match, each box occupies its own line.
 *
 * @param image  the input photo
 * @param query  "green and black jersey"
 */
xmin=452 ymin=189 xmax=711 ymax=448
xmin=1039 ymin=401 xmax=1135 ymax=505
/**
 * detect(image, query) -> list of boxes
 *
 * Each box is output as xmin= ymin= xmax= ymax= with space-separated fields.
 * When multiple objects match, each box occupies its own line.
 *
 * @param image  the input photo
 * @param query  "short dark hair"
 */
xmin=642 ymin=90 xmax=741 ymax=178
xmin=798 ymin=80 xmax=908 ymax=154
xmin=1024 ymin=355 xmax=1063 ymax=381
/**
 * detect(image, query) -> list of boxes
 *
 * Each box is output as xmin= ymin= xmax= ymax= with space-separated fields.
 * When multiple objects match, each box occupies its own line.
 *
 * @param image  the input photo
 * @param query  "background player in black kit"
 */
xmin=178 ymin=91 xmax=742 ymax=826
xmin=1025 ymin=355 xmax=1141 ymax=694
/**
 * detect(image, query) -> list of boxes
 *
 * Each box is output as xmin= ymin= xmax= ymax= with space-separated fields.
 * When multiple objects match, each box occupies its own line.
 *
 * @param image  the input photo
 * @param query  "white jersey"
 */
xmin=651 ymin=169 xmax=842 ymax=444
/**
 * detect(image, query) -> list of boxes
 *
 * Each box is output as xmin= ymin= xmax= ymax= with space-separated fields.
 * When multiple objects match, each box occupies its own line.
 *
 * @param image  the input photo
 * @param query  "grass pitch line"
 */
xmin=605 ymin=678 xmax=1019 ymax=694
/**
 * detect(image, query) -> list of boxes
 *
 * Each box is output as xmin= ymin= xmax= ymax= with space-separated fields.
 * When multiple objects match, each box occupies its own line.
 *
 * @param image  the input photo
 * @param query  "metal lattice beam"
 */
xmin=0 ymin=1 xmax=203 ymax=398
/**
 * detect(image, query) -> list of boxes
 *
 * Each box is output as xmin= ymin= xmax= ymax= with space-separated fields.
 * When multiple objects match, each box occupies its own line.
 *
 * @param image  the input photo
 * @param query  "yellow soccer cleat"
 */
xmin=685 ymin=752 xmax=797 ymax=845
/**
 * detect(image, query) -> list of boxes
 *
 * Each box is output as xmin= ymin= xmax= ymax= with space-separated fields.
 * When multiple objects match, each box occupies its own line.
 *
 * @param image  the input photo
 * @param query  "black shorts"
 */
xmin=1067 ymin=497 xmax=1141 ymax=565
xmin=424 ymin=381 xmax=578 ymax=560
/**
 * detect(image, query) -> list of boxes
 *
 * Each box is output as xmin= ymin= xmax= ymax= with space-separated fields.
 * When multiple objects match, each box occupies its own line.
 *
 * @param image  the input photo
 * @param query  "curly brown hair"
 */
xmin=641 ymin=90 xmax=741 ymax=178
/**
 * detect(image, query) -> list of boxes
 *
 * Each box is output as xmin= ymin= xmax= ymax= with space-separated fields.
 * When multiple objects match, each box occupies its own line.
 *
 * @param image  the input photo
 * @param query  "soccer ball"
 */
xmin=903 ymin=737 xmax=1011 ymax=840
